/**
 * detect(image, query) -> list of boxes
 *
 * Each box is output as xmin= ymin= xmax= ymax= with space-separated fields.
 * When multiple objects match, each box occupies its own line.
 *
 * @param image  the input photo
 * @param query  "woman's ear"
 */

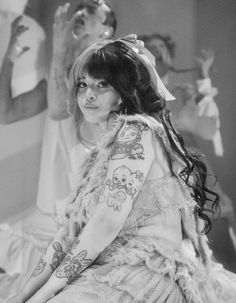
xmin=101 ymin=26 xmax=113 ymax=39
xmin=117 ymin=98 xmax=122 ymax=106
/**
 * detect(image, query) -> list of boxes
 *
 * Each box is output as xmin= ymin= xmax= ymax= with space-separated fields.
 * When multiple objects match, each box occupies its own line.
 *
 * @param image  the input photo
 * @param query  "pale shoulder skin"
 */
xmin=7 ymin=122 xmax=155 ymax=303
xmin=0 ymin=16 xmax=47 ymax=124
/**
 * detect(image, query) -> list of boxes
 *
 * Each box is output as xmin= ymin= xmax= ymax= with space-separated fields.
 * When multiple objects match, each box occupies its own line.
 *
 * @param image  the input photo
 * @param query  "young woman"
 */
xmin=7 ymin=35 xmax=236 ymax=303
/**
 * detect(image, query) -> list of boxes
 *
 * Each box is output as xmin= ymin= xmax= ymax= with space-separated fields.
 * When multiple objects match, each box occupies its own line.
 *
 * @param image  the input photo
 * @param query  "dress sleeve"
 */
xmin=196 ymin=78 xmax=223 ymax=156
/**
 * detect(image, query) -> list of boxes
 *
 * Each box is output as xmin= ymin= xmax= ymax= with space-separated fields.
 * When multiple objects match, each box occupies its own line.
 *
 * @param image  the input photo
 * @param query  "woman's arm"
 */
xmin=194 ymin=49 xmax=219 ymax=139
xmin=27 ymin=122 xmax=155 ymax=302
xmin=47 ymin=3 xmax=77 ymax=120
xmin=7 ymin=226 xmax=73 ymax=303
xmin=174 ymin=50 xmax=219 ymax=140
xmin=0 ymin=16 xmax=47 ymax=124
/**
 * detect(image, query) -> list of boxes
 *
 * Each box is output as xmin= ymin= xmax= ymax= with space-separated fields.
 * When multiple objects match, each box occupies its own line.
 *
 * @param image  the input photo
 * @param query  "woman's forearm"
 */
xmin=37 ymin=211 xmax=126 ymax=297
xmin=20 ymin=230 xmax=70 ymax=302
xmin=47 ymin=52 xmax=70 ymax=120
xmin=0 ymin=57 xmax=14 ymax=119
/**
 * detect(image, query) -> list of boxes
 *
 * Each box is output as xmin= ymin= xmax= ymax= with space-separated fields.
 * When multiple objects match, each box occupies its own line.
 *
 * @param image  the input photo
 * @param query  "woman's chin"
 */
xmin=83 ymin=114 xmax=108 ymax=125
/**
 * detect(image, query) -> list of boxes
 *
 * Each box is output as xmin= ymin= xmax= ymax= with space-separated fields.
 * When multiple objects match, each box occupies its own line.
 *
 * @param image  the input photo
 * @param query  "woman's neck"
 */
xmin=79 ymin=119 xmax=112 ymax=147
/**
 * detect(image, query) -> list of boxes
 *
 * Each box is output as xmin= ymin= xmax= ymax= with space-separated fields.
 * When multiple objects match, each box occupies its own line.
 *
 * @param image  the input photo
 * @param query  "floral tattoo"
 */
xmin=111 ymin=123 xmax=147 ymax=160
xmin=55 ymin=250 xmax=92 ymax=283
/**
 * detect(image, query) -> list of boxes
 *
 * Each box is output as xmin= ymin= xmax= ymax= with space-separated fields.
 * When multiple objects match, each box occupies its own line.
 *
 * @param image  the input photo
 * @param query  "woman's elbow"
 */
xmin=90 ymin=213 xmax=125 ymax=242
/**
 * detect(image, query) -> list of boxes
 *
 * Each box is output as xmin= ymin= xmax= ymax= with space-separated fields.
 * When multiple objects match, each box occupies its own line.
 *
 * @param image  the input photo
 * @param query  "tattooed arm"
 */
xmin=7 ymin=228 xmax=71 ymax=303
xmin=26 ymin=123 xmax=155 ymax=301
xmin=47 ymin=4 xmax=77 ymax=121
xmin=47 ymin=51 xmax=70 ymax=121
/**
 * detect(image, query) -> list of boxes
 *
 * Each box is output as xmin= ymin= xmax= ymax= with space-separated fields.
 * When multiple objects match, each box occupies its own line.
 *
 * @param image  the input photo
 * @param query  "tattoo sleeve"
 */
xmin=31 ymin=240 xmax=67 ymax=278
xmin=99 ymin=165 xmax=144 ymax=211
xmin=111 ymin=122 xmax=147 ymax=160
xmin=55 ymin=249 xmax=92 ymax=284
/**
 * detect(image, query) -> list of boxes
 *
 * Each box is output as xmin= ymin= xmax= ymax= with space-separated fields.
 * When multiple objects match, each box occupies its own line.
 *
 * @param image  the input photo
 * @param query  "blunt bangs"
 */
xmin=83 ymin=48 xmax=124 ymax=84
xmin=72 ymin=42 xmax=132 ymax=94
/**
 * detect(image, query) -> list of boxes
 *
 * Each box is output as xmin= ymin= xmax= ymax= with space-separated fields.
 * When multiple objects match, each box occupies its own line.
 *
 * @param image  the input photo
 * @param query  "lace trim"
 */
xmin=86 ymin=236 xmax=204 ymax=303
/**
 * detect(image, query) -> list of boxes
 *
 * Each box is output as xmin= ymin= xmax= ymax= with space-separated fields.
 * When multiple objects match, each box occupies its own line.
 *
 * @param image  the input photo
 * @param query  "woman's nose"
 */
xmin=86 ymin=88 xmax=96 ymax=103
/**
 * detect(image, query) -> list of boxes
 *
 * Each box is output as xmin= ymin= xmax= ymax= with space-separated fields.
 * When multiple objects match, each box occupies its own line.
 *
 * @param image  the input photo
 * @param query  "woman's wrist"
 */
xmin=198 ymin=69 xmax=209 ymax=79
xmin=39 ymin=283 xmax=57 ymax=299
xmin=3 ymin=55 xmax=14 ymax=65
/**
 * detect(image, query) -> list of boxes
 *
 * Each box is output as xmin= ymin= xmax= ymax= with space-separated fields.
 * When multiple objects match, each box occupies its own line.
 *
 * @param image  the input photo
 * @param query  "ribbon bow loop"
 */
xmin=121 ymin=34 xmax=145 ymax=48
xmin=117 ymin=34 xmax=175 ymax=101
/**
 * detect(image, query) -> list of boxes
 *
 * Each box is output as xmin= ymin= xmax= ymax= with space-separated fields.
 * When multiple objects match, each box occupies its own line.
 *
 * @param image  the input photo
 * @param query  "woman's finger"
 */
xmin=12 ymin=15 xmax=23 ymax=27
xmin=61 ymin=2 xmax=70 ymax=23
xmin=54 ymin=6 xmax=62 ymax=24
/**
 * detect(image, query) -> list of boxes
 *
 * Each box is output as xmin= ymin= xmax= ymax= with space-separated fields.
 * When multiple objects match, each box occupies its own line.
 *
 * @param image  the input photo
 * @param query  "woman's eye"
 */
xmin=98 ymin=81 xmax=109 ymax=88
xmin=77 ymin=82 xmax=87 ymax=89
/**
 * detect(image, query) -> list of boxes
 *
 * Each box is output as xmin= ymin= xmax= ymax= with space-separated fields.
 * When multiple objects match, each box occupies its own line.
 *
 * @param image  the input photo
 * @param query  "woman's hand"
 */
xmin=53 ymin=3 xmax=77 ymax=55
xmin=52 ymin=3 xmax=90 ymax=56
xmin=6 ymin=16 xmax=30 ymax=63
xmin=196 ymin=49 xmax=215 ymax=79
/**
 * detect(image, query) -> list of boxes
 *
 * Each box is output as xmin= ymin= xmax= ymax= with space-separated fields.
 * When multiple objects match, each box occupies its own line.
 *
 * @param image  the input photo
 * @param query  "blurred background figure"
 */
xmin=0 ymin=0 xmax=117 ymax=299
xmin=0 ymin=15 xmax=47 ymax=124
xmin=0 ymin=1 xmax=47 ymax=224
xmin=139 ymin=32 xmax=236 ymax=271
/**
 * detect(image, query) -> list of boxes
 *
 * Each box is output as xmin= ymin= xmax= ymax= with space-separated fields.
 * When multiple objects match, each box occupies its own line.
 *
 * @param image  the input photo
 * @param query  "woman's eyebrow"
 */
xmin=77 ymin=76 xmax=86 ymax=80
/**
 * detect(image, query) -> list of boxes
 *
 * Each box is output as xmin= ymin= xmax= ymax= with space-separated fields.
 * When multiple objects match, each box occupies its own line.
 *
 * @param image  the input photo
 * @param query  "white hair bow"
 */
xmin=119 ymin=34 xmax=175 ymax=101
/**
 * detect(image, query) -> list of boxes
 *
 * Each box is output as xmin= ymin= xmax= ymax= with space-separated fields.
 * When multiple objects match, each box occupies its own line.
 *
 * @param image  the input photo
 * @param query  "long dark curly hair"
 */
xmin=70 ymin=40 xmax=219 ymax=234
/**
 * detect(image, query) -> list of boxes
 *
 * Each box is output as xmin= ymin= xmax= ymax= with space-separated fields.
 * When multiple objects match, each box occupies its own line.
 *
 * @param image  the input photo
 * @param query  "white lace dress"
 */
xmin=46 ymin=115 xmax=236 ymax=303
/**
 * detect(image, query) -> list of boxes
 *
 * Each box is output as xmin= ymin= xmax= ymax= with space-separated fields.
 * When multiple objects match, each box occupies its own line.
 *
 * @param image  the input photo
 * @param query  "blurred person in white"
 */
xmin=0 ymin=16 xmax=47 ymax=124
xmin=0 ymin=0 xmax=117 ymax=297
xmin=139 ymin=32 xmax=236 ymax=270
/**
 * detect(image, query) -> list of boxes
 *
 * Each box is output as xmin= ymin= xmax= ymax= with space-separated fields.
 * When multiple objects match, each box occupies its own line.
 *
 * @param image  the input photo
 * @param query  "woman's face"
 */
xmin=76 ymin=74 xmax=120 ymax=124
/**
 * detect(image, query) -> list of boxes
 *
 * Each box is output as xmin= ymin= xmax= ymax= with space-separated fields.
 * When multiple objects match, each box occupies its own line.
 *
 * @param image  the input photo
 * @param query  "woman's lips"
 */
xmin=84 ymin=105 xmax=98 ymax=109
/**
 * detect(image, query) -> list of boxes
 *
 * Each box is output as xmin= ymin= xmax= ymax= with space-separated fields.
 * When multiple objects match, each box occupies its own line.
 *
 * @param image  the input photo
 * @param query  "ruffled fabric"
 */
xmin=0 ymin=272 xmax=28 ymax=301
xmin=0 ymin=223 xmax=45 ymax=276
xmin=0 ymin=207 xmax=58 ymax=300
xmin=0 ymin=207 xmax=56 ymax=276
xmin=49 ymin=236 xmax=236 ymax=303
xmin=48 ymin=237 xmax=197 ymax=303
